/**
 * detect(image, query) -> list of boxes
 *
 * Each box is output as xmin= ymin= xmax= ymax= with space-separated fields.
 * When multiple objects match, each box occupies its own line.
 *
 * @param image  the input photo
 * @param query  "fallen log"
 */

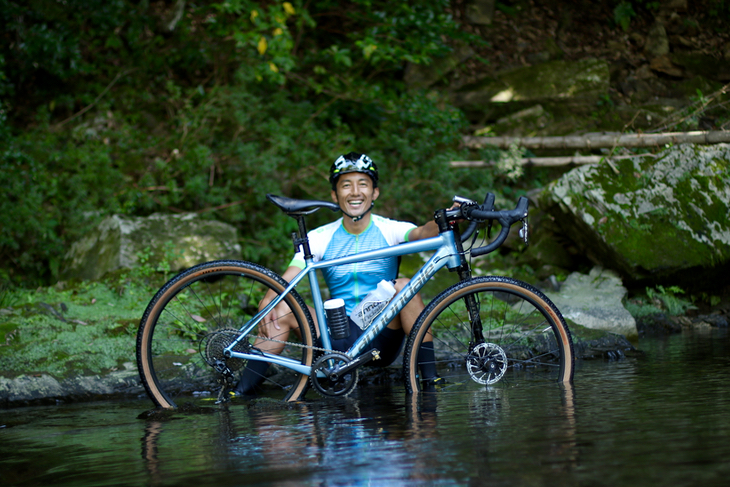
xmin=450 ymin=153 xmax=657 ymax=168
xmin=462 ymin=130 xmax=730 ymax=150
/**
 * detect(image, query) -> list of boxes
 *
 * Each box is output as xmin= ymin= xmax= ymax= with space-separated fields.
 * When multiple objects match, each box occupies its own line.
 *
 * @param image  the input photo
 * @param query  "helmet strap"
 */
xmin=342 ymin=202 xmax=374 ymax=222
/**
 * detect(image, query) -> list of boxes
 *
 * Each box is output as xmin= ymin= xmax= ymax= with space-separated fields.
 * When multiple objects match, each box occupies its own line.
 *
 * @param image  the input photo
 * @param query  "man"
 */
xmin=232 ymin=152 xmax=442 ymax=396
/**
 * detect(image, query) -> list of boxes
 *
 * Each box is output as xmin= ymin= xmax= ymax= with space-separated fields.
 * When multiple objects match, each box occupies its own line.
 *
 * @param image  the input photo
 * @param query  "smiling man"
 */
xmin=231 ymin=152 xmax=443 ymax=396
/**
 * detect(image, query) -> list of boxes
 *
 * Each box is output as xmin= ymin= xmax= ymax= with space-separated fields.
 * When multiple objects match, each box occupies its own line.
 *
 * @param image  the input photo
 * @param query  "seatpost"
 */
xmin=292 ymin=215 xmax=313 ymax=259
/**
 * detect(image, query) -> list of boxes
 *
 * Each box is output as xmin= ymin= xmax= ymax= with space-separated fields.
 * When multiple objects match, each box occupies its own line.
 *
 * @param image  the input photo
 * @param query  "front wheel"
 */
xmin=136 ymin=260 xmax=316 ymax=408
xmin=404 ymin=276 xmax=574 ymax=393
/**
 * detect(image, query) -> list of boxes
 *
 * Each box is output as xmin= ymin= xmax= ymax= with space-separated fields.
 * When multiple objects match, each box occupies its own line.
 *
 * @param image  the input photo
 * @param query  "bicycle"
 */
xmin=136 ymin=192 xmax=575 ymax=408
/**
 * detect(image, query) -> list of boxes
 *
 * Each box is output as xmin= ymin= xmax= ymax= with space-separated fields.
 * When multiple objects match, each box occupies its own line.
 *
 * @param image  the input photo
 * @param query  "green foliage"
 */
xmin=0 ymin=0 xmax=497 ymax=286
xmin=613 ymin=2 xmax=636 ymax=31
xmin=647 ymin=285 xmax=696 ymax=316
xmin=709 ymin=0 xmax=730 ymax=22
xmin=1 ymin=133 xmax=128 ymax=285
xmin=0 ymin=273 xmax=155 ymax=377
xmin=135 ymin=243 xmax=183 ymax=282
xmin=626 ymin=285 xmax=697 ymax=318
xmin=612 ymin=0 xmax=660 ymax=31
xmin=211 ymin=0 xmax=301 ymax=84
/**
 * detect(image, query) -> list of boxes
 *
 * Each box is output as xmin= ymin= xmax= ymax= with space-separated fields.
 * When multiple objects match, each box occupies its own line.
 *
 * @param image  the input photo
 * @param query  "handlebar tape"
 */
xmin=466 ymin=196 xmax=529 ymax=257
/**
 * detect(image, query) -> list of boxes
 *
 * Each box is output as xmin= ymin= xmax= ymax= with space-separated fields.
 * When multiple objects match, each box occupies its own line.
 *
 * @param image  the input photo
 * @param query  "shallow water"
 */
xmin=2 ymin=328 xmax=730 ymax=486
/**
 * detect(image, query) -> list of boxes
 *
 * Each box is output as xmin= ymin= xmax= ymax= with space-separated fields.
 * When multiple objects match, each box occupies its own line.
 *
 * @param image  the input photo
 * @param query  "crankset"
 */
xmin=311 ymin=352 xmax=358 ymax=397
xmin=310 ymin=349 xmax=382 ymax=397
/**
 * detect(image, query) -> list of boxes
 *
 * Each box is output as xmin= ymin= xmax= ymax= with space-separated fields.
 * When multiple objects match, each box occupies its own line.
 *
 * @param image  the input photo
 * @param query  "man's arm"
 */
xmin=406 ymin=221 xmax=440 ymax=242
xmin=407 ymin=200 xmax=464 ymax=242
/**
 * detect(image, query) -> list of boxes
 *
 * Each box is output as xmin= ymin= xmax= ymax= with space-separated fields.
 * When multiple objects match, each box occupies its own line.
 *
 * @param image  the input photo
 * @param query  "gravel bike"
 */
xmin=136 ymin=193 xmax=574 ymax=408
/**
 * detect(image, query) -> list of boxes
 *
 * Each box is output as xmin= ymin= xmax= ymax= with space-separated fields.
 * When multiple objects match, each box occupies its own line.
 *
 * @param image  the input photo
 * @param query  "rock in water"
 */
xmin=546 ymin=267 xmax=637 ymax=338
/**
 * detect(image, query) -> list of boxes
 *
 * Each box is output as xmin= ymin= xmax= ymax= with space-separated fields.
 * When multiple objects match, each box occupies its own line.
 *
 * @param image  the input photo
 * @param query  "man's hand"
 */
xmin=258 ymin=294 xmax=286 ymax=339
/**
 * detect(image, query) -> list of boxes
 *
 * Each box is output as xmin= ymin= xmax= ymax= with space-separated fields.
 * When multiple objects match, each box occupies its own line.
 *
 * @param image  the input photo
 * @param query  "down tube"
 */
xmin=348 ymin=246 xmax=458 ymax=358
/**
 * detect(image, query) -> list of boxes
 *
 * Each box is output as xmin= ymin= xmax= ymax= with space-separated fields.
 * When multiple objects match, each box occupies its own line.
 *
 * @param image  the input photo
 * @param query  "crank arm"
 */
xmin=330 ymin=349 xmax=381 ymax=379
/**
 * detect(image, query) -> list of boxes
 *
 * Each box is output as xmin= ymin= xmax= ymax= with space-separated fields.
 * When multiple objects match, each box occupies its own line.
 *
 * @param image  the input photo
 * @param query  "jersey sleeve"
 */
xmin=372 ymin=215 xmax=417 ymax=245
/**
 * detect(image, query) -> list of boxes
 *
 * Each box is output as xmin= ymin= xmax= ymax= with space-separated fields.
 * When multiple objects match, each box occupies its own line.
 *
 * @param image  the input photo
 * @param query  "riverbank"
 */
xmin=3 ymin=264 xmax=728 ymax=407
xmin=4 ymin=315 xmax=727 ymax=407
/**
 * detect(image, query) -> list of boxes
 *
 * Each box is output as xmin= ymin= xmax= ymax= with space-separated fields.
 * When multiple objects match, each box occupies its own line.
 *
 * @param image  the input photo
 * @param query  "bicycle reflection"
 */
xmin=140 ymin=384 xmax=578 ymax=485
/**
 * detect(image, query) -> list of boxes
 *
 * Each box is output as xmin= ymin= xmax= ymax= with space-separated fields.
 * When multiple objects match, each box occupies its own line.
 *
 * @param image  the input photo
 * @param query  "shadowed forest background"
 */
xmin=2 ymin=0 xmax=729 ymax=287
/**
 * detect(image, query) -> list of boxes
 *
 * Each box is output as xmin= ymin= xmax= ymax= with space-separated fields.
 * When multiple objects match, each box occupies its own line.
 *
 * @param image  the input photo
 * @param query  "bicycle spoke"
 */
xmin=405 ymin=276 xmax=574 ymax=393
xmin=137 ymin=261 xmax=315 ymax=408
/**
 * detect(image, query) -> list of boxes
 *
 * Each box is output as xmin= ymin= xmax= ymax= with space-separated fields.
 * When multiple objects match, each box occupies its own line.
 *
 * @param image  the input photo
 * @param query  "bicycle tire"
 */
xmin=404 ymin=276 xmax=574 ymax=393
xmin=136 ymin=260 xmax=316 ymax=408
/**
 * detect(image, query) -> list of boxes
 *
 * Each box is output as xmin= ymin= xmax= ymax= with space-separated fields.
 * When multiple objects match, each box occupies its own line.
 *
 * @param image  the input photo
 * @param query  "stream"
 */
xmin=2 ymin=328 xmax=730 ymax=486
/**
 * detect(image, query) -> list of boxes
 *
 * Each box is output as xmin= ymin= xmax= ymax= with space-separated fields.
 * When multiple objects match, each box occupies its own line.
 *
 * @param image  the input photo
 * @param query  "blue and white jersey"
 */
xmin=290 ymin=215 xmax=416 ymax=314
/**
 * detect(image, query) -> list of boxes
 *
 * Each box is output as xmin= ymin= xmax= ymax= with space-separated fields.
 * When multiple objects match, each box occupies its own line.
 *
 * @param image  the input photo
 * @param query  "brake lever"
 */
xmin=518 ymin=217 xmax=529 ymax=245
xmin=483 ymin=193 xmax=495 ymax=239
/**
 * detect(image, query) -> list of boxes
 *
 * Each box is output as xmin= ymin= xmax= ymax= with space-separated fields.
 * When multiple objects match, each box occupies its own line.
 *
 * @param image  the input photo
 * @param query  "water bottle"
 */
xmin=351 ymin=280 xmax=397 ymax=330
xmin=324 ymin=298 xmax=350 ymax=340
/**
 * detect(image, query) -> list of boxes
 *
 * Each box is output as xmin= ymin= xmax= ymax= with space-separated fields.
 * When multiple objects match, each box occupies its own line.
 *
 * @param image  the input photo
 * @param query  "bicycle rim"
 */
xmin=136 ymin=260 xmax=315 ymax=408
xmin=404 ymin=276 xmax=574 ymax=394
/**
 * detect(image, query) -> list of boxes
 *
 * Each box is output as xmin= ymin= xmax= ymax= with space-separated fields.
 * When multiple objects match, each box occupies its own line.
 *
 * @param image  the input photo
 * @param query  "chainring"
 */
xmin=201 ymin=328 xmax=249 ymax=372
xmin=467 ymin=342 xmax=508 ymax=385
xmin=310 ymin=352 xmax=358 ymax=398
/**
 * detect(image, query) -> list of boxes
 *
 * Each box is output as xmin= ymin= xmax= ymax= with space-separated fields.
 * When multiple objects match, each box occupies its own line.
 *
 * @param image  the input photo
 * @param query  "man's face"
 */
xmin=331 ymin=172 xmax=379 ymax=219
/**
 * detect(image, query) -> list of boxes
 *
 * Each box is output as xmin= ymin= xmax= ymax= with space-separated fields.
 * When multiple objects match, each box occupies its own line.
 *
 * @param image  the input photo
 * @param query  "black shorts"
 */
xmin=328 ymin=318 xmax=405 ymax=367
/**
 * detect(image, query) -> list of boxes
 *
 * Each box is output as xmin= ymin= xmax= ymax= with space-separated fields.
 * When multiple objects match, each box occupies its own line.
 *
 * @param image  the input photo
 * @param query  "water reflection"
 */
xmin=134 ymin=381 xmax=581 ymax=486
xmin=3 ymin=329 xmax=730 ymax=486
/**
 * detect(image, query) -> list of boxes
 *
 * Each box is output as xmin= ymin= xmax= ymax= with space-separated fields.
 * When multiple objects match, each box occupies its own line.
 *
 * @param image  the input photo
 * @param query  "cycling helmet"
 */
xmin=329 ymin=152 xmax=379 ymax=189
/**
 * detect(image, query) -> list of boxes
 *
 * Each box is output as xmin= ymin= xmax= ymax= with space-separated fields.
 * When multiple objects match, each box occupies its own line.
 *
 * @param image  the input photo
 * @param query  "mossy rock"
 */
xmin=452 ymin=58 xmax=610 ymax=110
xmin=537 ymin=143 xmax=730 ymax=285
xmin=60 ymin=213 xmax=242 ymax=281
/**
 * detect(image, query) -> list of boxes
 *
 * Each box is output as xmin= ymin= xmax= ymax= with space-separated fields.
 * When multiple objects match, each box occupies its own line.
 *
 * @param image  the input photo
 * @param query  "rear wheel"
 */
xmin=136 ymin=260 xmax=315 ymax=408
xmin=404 ymin=276 xmax=574 ymax=393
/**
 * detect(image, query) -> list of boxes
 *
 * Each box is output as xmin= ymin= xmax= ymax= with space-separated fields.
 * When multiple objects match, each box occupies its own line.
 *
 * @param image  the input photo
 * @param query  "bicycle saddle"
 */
xmin=267 ymin=194 xmax=340 ymax=216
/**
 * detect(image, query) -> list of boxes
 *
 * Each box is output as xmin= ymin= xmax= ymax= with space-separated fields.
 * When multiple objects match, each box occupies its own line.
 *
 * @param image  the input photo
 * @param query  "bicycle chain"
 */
xmin=253 ymin=335 xmax=338 ymax=355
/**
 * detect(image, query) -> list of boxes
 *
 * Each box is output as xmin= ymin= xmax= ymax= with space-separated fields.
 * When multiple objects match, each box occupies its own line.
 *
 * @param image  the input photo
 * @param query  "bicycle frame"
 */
xmin=224 ymin=229 xmax=464 ymax=376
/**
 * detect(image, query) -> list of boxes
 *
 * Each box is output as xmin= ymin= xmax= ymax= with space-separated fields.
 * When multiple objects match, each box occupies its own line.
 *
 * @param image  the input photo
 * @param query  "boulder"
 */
xmin=546 ymin=267 xmax=637 ymax=338
xmin=452 ymin=58 xmax=610 ymax=109
xmin=537 ymin=144 xmax=730 ymax=286
xmin=60 ymin=213 xmax=241 ymax=281
xmin=452 ymin=58 xmax=610 ymax=130
xmin=0 ymin=366 xmax=143 ymax=405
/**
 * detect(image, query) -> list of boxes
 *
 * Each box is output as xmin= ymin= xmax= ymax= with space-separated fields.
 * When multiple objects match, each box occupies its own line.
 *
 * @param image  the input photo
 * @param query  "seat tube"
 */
xmin=306 ymin=259 xmax=331 ymax=350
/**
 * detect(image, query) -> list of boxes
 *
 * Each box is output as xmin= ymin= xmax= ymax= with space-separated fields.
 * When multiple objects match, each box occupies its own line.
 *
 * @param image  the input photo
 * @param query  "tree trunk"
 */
xmin=450 ymin=153 xmax=657 ymax=168
xmin=462 ymin=130 xmax=730 ymax=150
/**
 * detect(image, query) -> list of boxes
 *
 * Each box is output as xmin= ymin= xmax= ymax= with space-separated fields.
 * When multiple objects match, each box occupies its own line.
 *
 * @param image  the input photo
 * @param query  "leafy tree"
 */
xmin=0 ymin=0 xmax=487 ymax=286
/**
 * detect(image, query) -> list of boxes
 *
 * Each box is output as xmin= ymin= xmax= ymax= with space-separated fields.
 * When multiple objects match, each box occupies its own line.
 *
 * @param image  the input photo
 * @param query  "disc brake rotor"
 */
xmin=467 ymin=342 xmax=508 ymax=385
xmin=311 ymin=352 xmax=358 ymax=397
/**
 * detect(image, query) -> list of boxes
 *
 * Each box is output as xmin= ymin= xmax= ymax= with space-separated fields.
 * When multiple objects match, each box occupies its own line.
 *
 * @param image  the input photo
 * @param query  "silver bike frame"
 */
xmin=224 ymin=229 xmax=463 ymax=376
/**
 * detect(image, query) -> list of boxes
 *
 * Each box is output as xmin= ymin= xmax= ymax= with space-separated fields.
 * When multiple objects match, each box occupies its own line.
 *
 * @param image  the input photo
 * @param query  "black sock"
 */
xmin=418 ymin=342 xmax=437 ymax=380
xmin=233 ymin=360 xmax=270 ymax=395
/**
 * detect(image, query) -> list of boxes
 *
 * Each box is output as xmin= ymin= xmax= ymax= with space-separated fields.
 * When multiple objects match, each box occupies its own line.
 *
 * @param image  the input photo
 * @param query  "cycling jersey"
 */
xmin=290 ymin=214 xmax=416 ymax=314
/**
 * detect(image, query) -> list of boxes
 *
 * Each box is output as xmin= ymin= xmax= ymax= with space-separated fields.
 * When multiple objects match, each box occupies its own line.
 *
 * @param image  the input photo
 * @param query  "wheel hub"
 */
xmin=467 ymin=342 xmax=508 ymax=385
